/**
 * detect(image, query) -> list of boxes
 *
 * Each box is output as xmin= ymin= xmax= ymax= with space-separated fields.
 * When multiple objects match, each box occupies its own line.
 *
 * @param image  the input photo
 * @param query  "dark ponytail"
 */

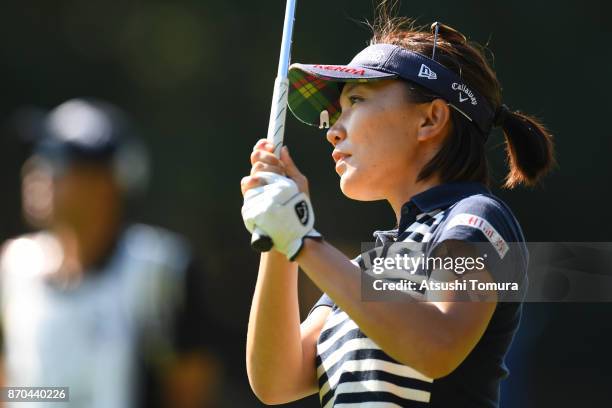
xmin=495 ymin=107 xmax=555 ymax=188
xmin=370 ymin=6 xmax=555 ymax=188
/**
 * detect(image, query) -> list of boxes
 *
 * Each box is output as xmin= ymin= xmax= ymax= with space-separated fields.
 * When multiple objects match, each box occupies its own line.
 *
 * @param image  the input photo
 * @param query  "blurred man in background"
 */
xmin=0 ymin=99 xmax=219 ymax=408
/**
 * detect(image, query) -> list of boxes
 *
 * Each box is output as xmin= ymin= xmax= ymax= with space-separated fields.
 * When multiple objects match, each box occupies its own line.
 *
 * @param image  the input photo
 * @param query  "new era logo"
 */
xmin=418 ymin=64 xmax=437 ymax=80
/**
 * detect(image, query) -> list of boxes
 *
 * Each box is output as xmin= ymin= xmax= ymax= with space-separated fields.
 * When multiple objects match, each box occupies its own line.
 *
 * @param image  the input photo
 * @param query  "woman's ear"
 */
xmin=417 ymin=99 xmax=452 ymax=142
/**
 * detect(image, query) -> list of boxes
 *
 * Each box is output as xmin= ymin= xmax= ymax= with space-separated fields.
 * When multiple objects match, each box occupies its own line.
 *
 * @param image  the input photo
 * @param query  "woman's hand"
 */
xmin=241 ymin=139 xmax=309 ymax=197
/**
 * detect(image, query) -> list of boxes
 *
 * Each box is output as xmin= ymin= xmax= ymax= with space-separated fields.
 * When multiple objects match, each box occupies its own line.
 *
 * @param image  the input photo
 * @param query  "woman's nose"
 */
xmin=326 ymin=121 xmax=346 ymax=146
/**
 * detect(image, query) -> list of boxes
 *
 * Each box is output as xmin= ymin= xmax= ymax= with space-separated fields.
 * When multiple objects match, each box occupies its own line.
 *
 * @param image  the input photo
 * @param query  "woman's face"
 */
xmin=327 ymin=79 xmax=442 ymax=202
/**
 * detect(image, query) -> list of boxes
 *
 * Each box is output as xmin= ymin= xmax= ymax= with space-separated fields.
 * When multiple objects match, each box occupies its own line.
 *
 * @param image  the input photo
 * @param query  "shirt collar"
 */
xmin=397 ymin=181 xmax=490 ymax=235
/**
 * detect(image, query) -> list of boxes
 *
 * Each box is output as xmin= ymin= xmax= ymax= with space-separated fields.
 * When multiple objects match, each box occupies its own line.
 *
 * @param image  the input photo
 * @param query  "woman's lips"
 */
xmin=332 ymin=150 xmax=351 ymax=163
xmin=332 ymin=151 xmax=351 ymax=173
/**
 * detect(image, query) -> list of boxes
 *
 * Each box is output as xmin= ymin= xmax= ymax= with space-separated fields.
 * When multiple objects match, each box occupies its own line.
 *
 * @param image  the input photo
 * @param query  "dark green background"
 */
xmin=1 ymin=0 xmax=610 ymax=406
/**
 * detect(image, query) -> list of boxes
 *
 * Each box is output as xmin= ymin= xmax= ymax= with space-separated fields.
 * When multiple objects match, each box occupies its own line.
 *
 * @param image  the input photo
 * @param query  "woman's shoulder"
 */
xmin=448 ymin=192 xmax=513 ymax=218
xmin=434 ymin=192 xmax=526 ymax=258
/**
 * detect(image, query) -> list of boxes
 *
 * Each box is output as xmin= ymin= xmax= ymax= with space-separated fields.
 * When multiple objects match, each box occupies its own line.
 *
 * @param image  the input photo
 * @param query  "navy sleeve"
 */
xmin=429 ymin=194 xmax=528 ymax=300
xmin=437 ymin=195 xmax=517 ymax=250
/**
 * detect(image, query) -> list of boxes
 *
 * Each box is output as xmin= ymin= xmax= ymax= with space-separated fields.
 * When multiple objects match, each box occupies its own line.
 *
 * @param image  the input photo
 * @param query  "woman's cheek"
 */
xmin=338 ymin=162 xmax=379 ymax=201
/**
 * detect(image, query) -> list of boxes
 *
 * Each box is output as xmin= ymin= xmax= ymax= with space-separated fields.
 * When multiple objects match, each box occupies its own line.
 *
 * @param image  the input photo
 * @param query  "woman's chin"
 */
xmin=339 ymin=174 xmax=379 ymax=201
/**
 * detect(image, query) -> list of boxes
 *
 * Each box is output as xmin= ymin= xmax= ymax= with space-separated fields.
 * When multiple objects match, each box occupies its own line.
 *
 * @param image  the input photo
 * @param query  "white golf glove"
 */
xmin=242 ymin=172 xmax=321 ymax=260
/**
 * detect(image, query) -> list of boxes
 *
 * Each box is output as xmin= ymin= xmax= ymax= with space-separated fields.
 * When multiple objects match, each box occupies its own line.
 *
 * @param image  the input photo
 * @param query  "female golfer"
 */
xmin=241 ymin=17 xmax=553 ymax=407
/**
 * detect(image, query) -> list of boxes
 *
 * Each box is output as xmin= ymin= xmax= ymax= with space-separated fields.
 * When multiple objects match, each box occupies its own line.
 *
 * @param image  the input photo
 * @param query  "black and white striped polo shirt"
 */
xmin=311 ymin=181 xmax=528 ymax=407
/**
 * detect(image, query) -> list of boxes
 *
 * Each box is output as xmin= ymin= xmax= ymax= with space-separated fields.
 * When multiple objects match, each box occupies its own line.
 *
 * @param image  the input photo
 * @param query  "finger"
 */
xmin=250 ymin=162 xmax=285 ymax=176
xmin=280 ymin=146 xmax=302 ymax=179
xmin=280 ymin=146 xmax=310 ymax=195
xmin=253 ymin=139 xmax=274 ymax=153
xmin=253 ymin=139 xmax=268 ymax=150
xmin=241 ymin=176 xmax=264 ymax=195
xmin=250 ymin=149 xmax=284 ymax=166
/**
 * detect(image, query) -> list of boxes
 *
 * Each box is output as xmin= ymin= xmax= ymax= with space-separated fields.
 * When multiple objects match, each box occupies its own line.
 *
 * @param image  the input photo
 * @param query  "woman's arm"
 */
xmin=246 ymin=248 xmax=330 ymax=404
xmin=244 ymin=140 xmax=329 ymax=404
xmin=296 ymin=238 xmax=496 ymax=379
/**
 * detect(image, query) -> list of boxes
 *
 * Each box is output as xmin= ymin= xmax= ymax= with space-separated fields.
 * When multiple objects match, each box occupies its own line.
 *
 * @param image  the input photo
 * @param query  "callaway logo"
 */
xmin=452 ymin=83 xmax=478 ymax=105
xmin=418 ymin=64 xmax=437 ymax=80
xmin=294 ymin=201 xmax=309 ymax=225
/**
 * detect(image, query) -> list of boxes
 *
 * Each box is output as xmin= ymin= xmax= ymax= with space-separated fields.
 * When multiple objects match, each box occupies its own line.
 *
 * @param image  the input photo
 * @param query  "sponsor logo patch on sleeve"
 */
xmin=444 ymin=213 xmax=509 ymax=259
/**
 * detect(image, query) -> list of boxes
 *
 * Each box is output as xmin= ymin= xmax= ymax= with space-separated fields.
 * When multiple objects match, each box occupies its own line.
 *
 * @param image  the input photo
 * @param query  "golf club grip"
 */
xmin=266 ymin=77 xmax=289 ymax=156
xmin=250 ymin=0 xmax=295 ymax=253
xmin=250 ymin=76 xmax=289 ymax=252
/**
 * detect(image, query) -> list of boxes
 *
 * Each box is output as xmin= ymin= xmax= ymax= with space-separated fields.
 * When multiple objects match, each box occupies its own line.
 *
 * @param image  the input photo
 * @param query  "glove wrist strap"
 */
xmin=288 ymin=232 xmax=323 ymax=262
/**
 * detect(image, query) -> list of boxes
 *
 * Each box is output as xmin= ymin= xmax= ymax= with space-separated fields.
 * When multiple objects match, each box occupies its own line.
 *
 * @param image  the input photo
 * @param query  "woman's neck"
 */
xmin=388 ymin=176 xmax=442 ymax=226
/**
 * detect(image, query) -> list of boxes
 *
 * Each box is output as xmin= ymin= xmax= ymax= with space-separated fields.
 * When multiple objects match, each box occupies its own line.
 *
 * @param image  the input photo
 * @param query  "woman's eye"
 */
xmin=348 ymin=95 xmax=363 ymax=105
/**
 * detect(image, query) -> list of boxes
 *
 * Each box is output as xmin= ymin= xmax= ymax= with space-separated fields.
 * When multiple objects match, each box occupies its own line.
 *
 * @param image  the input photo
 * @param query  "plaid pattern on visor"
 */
xmin=287 ymin=69 xmax=342 ymax=128
xmin=287 ymin=62 xmax=396 ymax=128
